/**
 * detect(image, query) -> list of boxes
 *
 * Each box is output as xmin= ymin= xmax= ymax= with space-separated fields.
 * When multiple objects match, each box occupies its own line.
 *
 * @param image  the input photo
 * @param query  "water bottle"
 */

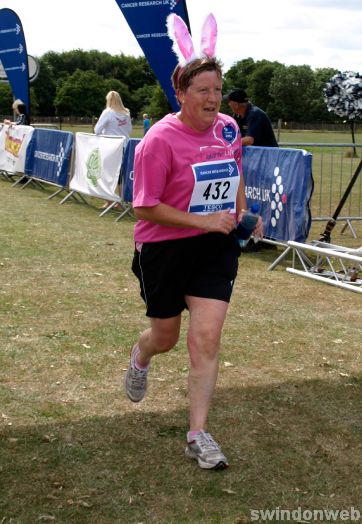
xmin=235 ymin=203 xmax=260 ymax=247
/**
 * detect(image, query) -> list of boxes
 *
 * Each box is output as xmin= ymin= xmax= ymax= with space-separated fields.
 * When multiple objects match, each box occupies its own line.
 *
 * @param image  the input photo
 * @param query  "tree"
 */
xmin=54 ymin=70 xmax=106 ymax=116
xmin=13 ymin=48 xmax=347 ymax=124
xmin=222 ymin=58 xmax=282 ymax=118
xmin=0 ymin=83 xmax=14 ymax=116
xmin=31 ymin=50 xmax=157 ymax=117
xmin=131 ymin=84 xmax=157 ymax=119
xmin=115 ymin=55 xmax=156 ymax=90
xmin=247 ymin=60 xmax=282 ymax=111
xmin=312 ymin=67 xmax=339 ymax=121
xmin=221 ymin=58 xmax=257 ymax=115
xmin=29 ymin=86 xmax=39 ymax=120
xmin=32 ymin=56 xmax=57 ymax=116
xmin=268 ymin=64 xmax=318 ymax=121
xmin=223 ymin=57 xmax=256 ymax=93
xmin=144 ymin=83 xmax=172 ymax=120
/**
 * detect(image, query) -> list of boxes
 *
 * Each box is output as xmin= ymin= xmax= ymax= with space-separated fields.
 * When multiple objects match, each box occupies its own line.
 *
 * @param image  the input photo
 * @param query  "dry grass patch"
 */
xmin=0 ymin=178 xmax=361 ymax=523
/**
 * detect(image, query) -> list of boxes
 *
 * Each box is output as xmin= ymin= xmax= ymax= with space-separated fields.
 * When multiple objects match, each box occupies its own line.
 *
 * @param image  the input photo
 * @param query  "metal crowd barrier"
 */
xmin=279 ymin=143 xmax=362 ymax=230
xmin=286 ymin=241 xmax=362 ymax=294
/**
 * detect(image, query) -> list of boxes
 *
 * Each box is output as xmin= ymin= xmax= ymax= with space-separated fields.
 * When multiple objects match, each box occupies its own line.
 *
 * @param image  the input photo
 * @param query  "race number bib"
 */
xmin=188 ymin=159 xmax=240 ymax=214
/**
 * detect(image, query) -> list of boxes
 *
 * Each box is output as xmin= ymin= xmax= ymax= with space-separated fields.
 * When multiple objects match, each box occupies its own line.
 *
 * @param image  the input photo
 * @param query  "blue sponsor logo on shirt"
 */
xmin=222 ymin=124 xmax=236 ymax=143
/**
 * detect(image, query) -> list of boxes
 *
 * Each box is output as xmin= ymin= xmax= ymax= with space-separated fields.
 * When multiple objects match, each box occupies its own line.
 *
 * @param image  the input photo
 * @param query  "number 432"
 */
xmin=202 ymin=181 xmax=230 ymax=200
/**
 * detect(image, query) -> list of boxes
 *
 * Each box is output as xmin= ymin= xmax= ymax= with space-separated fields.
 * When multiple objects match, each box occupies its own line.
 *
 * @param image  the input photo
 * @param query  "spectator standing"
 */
xmin=94 ymin=90 xmax=132 ymax=209
xmin=225 ymin=89 xmax=278 ymax=147
xmin=94 ymin=90 xmax=132 ymax=138
xmin=142 ymin=113 xmax=151 ymax=135
xmin=3 ymin=99 xmax=30 ymax=126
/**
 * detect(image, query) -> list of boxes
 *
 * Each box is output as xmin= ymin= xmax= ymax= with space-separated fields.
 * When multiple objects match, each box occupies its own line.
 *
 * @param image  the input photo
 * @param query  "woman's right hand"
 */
xmin=202 ymin=210 xmax=236 ymax=234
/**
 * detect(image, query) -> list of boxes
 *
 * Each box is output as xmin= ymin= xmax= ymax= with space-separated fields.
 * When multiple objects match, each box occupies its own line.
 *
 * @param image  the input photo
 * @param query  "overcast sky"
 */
xmin=2 ymin=0 xmax=361 ymax=73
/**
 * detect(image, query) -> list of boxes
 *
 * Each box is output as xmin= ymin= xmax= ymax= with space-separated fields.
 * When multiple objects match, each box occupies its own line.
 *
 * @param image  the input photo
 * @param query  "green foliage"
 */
xmin=0 ymin=83 xmax=13 ymax=116
xmin=54 ymin=70 xmax=109 ymax=117
xmin=312 ymin=67 xmax=340 ymax=121
xmin=32 ymin=55 xmax=57 ymax=116
xmin=131 ymin=84 xmax=155 ymax=118
xmin=29 ymin=86 xmax=39 ymax=118
xmin=34 ymin=50 xmax=157 ymax=118
xmin=223 ymin=59 xmax=344 ymax=123
xmin=268 ymin=65 xmax=315 ymax=120
xmin=266 ymin=64 xmax=341 ymax=122
xmin=223 ymin=57 xmax=256 ymax=92
xmin=116 ymin=54 xmax=156 ymax=88
xmin=4 ymin=49 xmax=352 ymax=123
xmin=0 ymin=84 xmax=37 ymax=121
xmin=145 ymin=83 xmax=173 ymax=119
xmin=247 ymin=60 xmax=282 ymax=111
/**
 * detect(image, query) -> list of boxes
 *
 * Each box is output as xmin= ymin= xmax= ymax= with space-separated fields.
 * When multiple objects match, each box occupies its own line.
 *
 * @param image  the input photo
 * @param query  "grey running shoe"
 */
xmin=185 ymin=431 xmax=229 ymax=470
xmin=124 ymin=345 xmax=149 ymax=402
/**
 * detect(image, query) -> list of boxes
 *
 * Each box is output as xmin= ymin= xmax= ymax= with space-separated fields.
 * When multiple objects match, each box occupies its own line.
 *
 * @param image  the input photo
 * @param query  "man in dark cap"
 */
xmin=226 ymin=88 xmax=278 ymax=252
xmin=225 ymin=88 xmax=278 ymax=147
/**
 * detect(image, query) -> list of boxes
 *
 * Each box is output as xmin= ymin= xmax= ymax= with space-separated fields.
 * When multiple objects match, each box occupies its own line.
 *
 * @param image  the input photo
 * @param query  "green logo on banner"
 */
xmin=86 ymin=148 xmax=102 ymax=186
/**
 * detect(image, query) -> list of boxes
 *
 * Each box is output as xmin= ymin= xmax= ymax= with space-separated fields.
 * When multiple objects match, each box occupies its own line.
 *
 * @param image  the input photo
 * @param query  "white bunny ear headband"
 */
xmin=166 ymin=12 xmax=218 ymax=67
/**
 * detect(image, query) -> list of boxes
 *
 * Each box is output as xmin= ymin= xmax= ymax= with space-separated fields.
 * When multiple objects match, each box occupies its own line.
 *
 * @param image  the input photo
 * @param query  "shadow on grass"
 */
xmin=1 ymin=377 xmax=361 ymax=524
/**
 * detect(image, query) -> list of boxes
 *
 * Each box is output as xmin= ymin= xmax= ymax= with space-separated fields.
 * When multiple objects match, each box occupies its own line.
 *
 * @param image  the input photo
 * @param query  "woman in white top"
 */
xmin=94 ymin=91 xmax=132 ymax=209
xmin=94 ymin=90 xmax=132 ymax=138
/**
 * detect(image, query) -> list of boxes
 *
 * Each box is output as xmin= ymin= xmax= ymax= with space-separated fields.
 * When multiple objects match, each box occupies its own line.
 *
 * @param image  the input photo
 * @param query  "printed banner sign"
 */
xmin=115 ymin=0 xmax=190 ymax=112
xmin=0 ymin=124 xmax=34 ymax=173
xmin=70 ymin=133 xmax=126 ymax=201
xmin=0 ymin=8 xmax=30 ymax=111
xmin=24 ymin=128 xmax=74 ymax=187
xmin=242 ymin=146 xmax=313 ymax=242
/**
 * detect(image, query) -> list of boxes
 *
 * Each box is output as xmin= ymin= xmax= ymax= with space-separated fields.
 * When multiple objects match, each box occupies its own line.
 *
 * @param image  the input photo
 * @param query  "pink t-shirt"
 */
xmin=133 ymin=113 xmax=242 ymax=242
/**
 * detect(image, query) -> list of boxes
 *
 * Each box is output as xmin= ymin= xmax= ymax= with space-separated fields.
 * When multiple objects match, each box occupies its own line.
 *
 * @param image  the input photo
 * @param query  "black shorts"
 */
xmin=132 ymin=232 xmax=241 ymax=318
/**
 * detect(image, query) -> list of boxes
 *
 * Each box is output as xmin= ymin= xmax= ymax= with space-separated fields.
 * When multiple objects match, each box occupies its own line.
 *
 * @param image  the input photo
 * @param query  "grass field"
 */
xmin=0 ymin=148 xmax=361 ymax=524
xmin=60 ymin=123 xmax=362 ymax=145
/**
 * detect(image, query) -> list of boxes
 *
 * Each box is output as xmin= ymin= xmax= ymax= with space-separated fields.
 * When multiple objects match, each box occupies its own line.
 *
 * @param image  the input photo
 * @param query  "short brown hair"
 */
xmin=171 ymin=57 xmax=223 ymax=93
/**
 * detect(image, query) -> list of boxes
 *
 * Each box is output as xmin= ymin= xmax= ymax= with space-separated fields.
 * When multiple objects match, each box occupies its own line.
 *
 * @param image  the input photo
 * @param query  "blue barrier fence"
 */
xmin=25 ymin=128 xmax=73 ymax=187
xmin=1 ymin=129 xmax=314 ymax=242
